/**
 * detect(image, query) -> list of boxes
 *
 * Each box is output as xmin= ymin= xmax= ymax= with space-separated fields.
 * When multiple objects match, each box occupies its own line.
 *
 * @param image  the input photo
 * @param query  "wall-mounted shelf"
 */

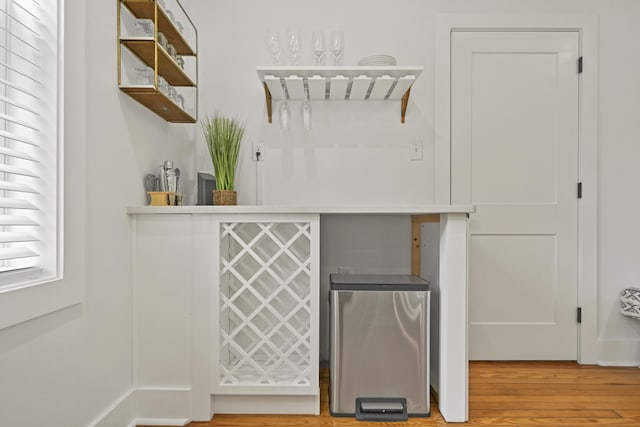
xmin=122 ymin=0 xmax=195 ymax=55
xmin=121 ymin=39 xmax=195 ymax=86
xmin=120 ymin=86 xmax=196 ymax=123
xmin=256 ymin=66 xmax=423 ymax=123
xmin=118 ymin=0 xmax=198 ymax=123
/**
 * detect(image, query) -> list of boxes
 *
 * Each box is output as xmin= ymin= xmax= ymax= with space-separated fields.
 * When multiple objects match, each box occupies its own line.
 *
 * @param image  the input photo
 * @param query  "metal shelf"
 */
xmin=122 ymin=0 xmax=195 ymax=55
xmin=121 ymin=39 xmax=195 ymax=86
xmin=118 ymin=0 xmax=197 ymax=123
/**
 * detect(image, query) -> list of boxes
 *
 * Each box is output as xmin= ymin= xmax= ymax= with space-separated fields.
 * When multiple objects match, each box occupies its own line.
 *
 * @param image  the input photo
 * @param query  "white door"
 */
xmin=451 ymin=31 xmax=580 ymax=360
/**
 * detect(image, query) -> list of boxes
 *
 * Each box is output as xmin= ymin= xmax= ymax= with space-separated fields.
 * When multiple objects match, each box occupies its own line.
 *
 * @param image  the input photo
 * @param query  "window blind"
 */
xmin=0 ymin=0 xmax=58 ymax=277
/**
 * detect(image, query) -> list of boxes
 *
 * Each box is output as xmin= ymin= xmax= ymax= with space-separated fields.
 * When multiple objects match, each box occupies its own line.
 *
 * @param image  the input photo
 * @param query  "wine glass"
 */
xmin=312 ymin=31 xmax=325 ymax=65
xmin=331 ymin=30 xmax=344 ymax=65
xmin=279 ymin=101 xmax=291 ymax=130
xmin=287 ymin=27 xmax=301 ymax=65
xmin=265 ymin=30 xmax=282 ymax=65
xmin=301 ymin=101 xmax=312 ymax=131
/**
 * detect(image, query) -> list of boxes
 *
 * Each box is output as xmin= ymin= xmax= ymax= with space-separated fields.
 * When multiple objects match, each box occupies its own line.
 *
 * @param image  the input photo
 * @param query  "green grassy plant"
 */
xmin=201 ymin=113 xmax=245 ymax=191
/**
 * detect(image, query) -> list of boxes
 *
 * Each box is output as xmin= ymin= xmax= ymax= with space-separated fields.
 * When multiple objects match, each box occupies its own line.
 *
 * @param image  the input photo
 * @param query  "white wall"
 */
xmin=190 ymin=0 xmax=640 ymax=364
xmin=0 ymin=0 xmax=198 ymax=426
xmin=3 ymin=0 xmax=640 ymax=424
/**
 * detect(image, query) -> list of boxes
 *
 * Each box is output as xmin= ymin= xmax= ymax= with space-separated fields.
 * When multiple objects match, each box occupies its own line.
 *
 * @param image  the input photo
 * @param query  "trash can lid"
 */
xmin=330 ymin=273 xmax=430 ymax=291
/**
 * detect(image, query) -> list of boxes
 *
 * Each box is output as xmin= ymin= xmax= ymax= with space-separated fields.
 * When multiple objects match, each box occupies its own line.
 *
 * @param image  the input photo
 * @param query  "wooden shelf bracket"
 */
xmin=401 ymin=88 xmax=411 ymax=124
xmin=263 ymin=83 xmax=273 ymax=124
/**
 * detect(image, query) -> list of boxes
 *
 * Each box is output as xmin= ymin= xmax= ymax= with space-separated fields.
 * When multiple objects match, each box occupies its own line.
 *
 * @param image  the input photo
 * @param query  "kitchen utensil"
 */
xmin=144 ymin=173 xmax=158 ymax=205
xmin=159 ymin=160 xmax=175 ymax=191
xmin=148 ymin=191 xmax=169 ymax=206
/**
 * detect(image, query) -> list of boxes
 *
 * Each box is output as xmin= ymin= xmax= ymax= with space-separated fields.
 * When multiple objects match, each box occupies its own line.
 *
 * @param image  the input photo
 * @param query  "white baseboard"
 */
xmin=89 ymin=388 xmax=136 ymax=427
xmin=597 ymin=338 xmax=640 ymax=366
xmin=212 ymin=392 xmax=320 ymax=415
xmin=89 ymin=387 xmax=194 ymax=427
xmin=91 ymin=387 xmax=325 ymax=426
xmin=136 ymin=387 xmax=192 ymax=424
xmin=133 ymin=418 xmax=190 ymax=426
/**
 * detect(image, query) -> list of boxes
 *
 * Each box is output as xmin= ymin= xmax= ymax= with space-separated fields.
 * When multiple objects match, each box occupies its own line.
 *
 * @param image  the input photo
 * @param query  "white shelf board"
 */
xmin=256 ymin=66 xmax=423 ymax=101
xmin=256 ymin=66 xmax=424 ymax=80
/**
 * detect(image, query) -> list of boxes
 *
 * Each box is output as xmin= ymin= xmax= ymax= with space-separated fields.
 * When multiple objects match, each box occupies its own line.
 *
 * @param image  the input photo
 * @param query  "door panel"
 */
xmin=451 ymin=31 xmax=579 ymax=360
xmin=470 ymin=235 xmax=557 ymax=323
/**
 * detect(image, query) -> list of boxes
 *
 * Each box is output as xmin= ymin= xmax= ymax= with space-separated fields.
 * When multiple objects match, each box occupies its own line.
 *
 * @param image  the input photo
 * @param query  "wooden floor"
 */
xmin=177 ymin=362 xmax=640 ymax=426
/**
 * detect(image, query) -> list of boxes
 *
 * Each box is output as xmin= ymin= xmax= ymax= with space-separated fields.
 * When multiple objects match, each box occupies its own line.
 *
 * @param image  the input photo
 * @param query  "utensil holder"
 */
xmin=148 ymin=191 xmax=170 ymax=206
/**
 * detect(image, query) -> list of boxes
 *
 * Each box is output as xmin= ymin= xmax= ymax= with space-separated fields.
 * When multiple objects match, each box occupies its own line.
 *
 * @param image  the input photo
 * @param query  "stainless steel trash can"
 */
xmin=329 ymin=273 xmax=430 ymax=419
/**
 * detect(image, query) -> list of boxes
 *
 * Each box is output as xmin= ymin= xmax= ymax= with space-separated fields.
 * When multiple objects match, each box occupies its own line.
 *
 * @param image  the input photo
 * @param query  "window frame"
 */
xmin=0 ymin=0 xmax=78 ymax=330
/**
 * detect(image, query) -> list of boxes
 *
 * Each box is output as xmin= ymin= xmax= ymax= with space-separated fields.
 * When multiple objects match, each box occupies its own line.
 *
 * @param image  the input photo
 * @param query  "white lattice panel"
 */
xmin=219 ymin=222 xmax=312 ymax=386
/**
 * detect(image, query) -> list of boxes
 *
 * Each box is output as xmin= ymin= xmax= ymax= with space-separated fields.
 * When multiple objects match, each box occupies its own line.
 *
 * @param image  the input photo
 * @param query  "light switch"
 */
xmin=410 ymin=141 xmax=423 ymax=161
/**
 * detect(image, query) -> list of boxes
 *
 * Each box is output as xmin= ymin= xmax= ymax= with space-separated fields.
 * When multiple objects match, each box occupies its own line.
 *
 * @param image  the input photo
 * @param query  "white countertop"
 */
xmin=127 ymin=204 xmax=475 ymax=215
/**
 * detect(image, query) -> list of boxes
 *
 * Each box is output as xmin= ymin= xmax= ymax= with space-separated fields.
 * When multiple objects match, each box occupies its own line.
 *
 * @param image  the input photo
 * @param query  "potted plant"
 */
xmin=201 ymin=113 xmax=245 ymax=205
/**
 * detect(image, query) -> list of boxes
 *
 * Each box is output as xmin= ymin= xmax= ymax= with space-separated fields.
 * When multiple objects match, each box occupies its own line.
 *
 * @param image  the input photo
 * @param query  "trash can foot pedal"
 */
xmin=355 ymin=397 xmax=407 ymax=422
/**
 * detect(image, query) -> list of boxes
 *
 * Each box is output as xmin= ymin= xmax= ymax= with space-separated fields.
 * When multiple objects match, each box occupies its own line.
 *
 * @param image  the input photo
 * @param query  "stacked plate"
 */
xmin=357 ymin=55 xmax=397 ymax=66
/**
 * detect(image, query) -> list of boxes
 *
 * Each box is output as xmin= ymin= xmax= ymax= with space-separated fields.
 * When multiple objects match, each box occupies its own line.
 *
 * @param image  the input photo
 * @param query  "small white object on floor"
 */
xmin=621 ymin=287 xmax=640 ymax=319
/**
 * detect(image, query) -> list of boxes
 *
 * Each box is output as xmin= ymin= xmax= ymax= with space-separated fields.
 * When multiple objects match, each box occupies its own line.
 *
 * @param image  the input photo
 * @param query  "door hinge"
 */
xmin=577 ymin=307 xmax=582 ymax=324
xmin=578 ymin=57 xmax=583 ymax=74
xmin=577 ymin=182 xmax=583 ymax=199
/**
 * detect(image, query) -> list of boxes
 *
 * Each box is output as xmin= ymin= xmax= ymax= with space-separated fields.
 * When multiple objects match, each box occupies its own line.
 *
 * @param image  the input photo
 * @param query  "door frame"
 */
xmin=435 ymin=14 xmax=598 ymax=364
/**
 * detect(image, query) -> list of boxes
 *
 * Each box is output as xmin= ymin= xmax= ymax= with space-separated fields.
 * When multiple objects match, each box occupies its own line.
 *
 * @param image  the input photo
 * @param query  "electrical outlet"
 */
xmin=253 ymin=142 xmax=264 ymax=162
xmin=410 ymin=141 xmax=423 ymax=161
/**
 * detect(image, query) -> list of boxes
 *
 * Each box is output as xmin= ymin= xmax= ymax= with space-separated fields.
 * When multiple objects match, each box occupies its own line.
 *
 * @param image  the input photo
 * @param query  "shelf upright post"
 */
xmin=117 ymin=0 xmax=121 ymax=85
xmin=153 ymin=0 xmax=158 ymax=89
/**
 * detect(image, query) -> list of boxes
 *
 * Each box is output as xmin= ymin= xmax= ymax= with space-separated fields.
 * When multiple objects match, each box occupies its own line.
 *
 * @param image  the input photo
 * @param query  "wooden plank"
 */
xmin=472 ymin=402 xmax=640 ymax=410
xmin=410 ymin=214 xmax=439 ymax=276
xmin=179 ymin=363 xmax=640 ymax=427
xmin=412 ymin=214 xmax=440 ymax=224
xmin=120 ymin=87 xmax=195 ymax=122
xmin=470 ymin=384 xmax=640 ymax=392
xmin=614 ymin=410 xmax=640 ymax=417
xmin=471 ymin=409 xmax=620 ymax=418
xmin=411 ymin=219 xmax=420 ymax=275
